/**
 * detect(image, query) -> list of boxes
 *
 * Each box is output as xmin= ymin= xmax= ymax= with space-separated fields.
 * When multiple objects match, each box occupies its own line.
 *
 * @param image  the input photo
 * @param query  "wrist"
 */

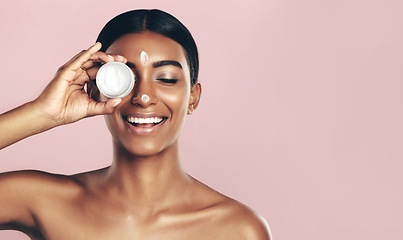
xmin=0 ymin=100 xmax=59 ymax=149
xmin=28 ymin=100 xmax=60 ymax=132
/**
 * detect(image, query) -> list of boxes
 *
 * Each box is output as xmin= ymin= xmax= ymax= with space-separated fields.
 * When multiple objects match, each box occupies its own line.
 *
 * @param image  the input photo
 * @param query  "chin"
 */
xmin=115 ymin=138 xmax=177 ymax=158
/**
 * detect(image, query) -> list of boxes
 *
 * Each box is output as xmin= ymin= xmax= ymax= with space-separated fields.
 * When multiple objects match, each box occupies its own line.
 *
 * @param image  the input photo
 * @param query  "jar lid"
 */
xmin=96 ymin=62 xmax=135 ymax=98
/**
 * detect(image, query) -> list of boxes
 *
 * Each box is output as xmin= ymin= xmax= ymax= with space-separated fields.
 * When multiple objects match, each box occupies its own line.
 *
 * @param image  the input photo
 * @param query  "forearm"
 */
xmin=0 ymin=43 xmax=123 ymax=150
xmin=0 ymin=101 xmax=56 ymax=149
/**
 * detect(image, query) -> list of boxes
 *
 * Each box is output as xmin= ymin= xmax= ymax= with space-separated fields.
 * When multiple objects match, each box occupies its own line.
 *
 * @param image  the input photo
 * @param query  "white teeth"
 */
xmin=126 ymin=116 xmax=163 ymax=124
xmin=127 ymin=117 xmax=134 ymax=123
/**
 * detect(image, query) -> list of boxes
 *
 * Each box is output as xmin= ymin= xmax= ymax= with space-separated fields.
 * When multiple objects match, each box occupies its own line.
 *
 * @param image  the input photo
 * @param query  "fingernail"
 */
xmin=112 ymin=98 xmax=122 ymax=107
xmin=107 ymin=55 xmax=114 ymax=60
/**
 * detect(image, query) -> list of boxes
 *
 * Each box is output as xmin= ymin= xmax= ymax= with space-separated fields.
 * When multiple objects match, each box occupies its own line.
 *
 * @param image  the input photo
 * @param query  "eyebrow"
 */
xmin=153 ymin=60 xmax=182 ymax=69
xmin=126 ymin=60 xmax=183 ymax=69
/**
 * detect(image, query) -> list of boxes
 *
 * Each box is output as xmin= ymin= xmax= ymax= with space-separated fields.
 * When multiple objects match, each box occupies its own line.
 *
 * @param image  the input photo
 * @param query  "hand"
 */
xmin=34 ymin=43 xmax=126 ymax=126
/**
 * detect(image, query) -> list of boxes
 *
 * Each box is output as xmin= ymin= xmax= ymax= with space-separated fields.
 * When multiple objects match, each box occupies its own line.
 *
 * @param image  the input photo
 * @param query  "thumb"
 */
xmin=87 ymin=98 xmax=122 ymax=116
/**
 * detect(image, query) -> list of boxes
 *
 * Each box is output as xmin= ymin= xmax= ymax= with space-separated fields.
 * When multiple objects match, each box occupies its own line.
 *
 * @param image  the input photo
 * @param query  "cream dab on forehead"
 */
xmin=140 ymin=51 xmax=148 ymax=66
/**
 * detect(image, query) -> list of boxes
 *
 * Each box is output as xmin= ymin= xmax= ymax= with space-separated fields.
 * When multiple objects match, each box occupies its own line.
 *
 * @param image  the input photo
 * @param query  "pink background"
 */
xmin=1 ymin=0 xmax=402 ymax=239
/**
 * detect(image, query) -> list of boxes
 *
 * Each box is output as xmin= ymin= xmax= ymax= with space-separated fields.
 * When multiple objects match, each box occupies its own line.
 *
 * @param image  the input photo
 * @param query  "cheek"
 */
xmin=103 ymin=111 xmax=123 ymax=138
xmin=157 ymin=87 xmax=189 ymax=116
xmin=104 ymin=114 xmax=116 ymax=136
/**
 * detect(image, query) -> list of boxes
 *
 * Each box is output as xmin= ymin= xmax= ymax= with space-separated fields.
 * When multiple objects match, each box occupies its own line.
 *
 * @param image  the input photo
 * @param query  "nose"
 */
xmin=130 ymin=76 xmax=157 ymax=107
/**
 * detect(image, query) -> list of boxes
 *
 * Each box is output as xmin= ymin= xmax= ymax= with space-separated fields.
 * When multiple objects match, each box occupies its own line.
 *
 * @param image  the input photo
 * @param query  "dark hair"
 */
xmin=96 ymin=9 xmax=199 ymax=86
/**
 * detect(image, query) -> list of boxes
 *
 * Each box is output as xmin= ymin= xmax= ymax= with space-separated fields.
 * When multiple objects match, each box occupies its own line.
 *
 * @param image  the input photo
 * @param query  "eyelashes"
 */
xmin=130 ymin=75 xmax=178 ymax=85
xmin=156 ymin=78 xmax=179 ymax=84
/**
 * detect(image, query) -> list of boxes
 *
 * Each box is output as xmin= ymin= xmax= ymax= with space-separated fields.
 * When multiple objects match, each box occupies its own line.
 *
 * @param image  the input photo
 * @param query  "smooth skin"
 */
xmin=0 ymin=32 xmax=271 ymax=240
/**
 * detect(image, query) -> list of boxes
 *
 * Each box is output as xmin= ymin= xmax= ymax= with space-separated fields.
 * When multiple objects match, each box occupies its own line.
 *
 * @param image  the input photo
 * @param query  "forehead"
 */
xmin=106 ymin=31 xmax=188 ymax=65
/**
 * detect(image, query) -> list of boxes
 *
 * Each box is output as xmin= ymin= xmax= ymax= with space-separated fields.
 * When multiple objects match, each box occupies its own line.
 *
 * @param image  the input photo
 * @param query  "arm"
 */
xmin=0 ymin=101 xmax=55 ymax=149
xmin=0 ymin=170 xmax=73 ymax=237
xmin=0 ymin=171 xmax=40 ymax=231
xmin=0 ymin=43 xmax=126 ymax=231
xmin=0 ymin=42 xmax=125 ymax=149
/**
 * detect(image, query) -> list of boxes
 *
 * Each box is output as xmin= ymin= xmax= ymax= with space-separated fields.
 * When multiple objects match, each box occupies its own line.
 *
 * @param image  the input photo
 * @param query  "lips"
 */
xmin=122 ymin=114 xmax=167 ymax=135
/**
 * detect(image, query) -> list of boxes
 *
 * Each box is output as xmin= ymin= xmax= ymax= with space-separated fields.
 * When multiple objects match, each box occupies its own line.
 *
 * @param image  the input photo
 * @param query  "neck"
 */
xmin=105 ymin=139 xmax=191 ymax=209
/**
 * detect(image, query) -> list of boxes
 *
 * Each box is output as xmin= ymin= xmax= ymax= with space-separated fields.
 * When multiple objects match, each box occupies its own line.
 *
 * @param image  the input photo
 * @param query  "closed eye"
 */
xmin=156 ymin=78 xmax=178 ymax=84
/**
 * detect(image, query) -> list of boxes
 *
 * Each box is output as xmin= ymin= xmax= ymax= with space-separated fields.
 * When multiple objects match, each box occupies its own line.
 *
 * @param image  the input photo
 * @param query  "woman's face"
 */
xmin=101 ymin=31 xmax=200 ymax=156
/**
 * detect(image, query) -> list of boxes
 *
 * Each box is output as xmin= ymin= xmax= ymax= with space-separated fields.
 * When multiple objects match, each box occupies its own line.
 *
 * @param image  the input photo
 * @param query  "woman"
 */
xmin=0 ymin=9 xmax=271 ymax=240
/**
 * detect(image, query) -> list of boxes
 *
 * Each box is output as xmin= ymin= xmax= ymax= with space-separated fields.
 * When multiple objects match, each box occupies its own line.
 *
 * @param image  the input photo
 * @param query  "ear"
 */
xmin=87 ymin=80 xmax=101 ymax=102
xmin=188 ymin=82 xmax=202 ymax=114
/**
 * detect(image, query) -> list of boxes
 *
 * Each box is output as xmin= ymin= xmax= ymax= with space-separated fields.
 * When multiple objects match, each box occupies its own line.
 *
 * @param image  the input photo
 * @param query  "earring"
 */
xmin=187 ymin=105 xmax=194 ymax=114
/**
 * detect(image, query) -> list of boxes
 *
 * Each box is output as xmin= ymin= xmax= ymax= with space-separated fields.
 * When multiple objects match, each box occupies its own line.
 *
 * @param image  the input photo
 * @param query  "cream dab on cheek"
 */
xmin=140 ymin=51 xmax=148 ymax=66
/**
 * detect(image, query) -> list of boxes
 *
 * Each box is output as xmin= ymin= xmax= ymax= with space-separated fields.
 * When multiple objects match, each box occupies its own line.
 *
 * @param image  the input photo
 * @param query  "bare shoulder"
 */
xmin=0 ymin=170 xmax=82 ymax=194
xmin=190 ymin=180 xmax=271 ymax=240
xmin=0 ymin=170 xmax=83 ymax=210
xmin=214 ymin=198 xmax=272 ymax=240
xmin=0 ymin=170 xmax=82 ymax=232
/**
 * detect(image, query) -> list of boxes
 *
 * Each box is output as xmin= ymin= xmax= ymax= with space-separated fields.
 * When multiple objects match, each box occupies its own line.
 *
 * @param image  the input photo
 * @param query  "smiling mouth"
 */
xmin=123 ymin=116 xmax=167 ymax=127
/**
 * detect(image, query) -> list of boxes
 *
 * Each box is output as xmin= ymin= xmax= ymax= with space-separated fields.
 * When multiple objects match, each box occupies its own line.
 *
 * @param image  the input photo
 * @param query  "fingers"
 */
xmin=83 ymin=53 xmax=127 ymax=70
xmin=80 ymin=52 xmax=114 ymax=70
xmin=56 ymin=43 xmax=103 ymax=84
xmin=85 ymin=54 xmax=127 ymax=80
xmin=69 ymin=42 xmax=102 ymax=71
xmin=61 ymin=43 xmax=127 ymax=74
xmin=78 ymin=44 xmax=127 ymax=71
xmin=108 ymin=54 xmax=127 ymax=63
xmin=87 ymin=98 xmax=122 ymax=117
xmin=57 ymin=43 xmax=128 ymax=86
